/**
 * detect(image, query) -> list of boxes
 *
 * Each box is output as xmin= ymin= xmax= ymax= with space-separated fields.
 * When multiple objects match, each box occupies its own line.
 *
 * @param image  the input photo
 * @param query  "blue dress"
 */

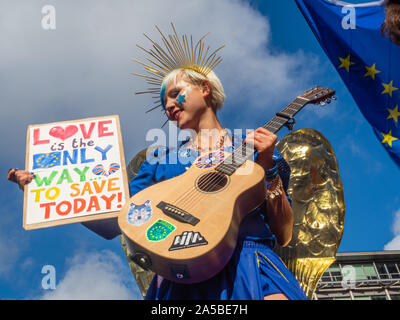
xmin=129 ymin=136 xmax=308 ymax=300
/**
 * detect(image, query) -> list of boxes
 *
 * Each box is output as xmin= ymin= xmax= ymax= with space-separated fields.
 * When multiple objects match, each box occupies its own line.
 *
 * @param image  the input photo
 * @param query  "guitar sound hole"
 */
xmin=196 ymin=171 xmax=228 ymax=193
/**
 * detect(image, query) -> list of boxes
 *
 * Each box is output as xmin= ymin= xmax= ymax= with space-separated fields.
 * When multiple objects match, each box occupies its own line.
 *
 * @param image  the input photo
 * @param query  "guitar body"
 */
xmin=118 ymin=151 xmax=266 ymax=284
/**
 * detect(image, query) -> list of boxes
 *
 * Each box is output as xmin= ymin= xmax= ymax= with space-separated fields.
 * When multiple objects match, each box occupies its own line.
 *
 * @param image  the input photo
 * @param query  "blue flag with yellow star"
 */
xmin=295 ymin=0 xmax=400 ymax=167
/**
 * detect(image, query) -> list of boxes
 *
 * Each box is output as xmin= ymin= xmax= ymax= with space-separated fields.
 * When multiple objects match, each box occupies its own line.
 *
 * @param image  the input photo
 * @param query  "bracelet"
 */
xmin=265 ymin=161 xmax=278 ymax=182
xmin=266 ymin=175 xmax=283 ymax=200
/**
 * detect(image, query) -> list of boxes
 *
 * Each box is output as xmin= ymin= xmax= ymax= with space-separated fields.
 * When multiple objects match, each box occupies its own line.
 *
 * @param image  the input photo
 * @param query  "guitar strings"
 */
xmin=170 ymin=136 xmax=230 ymax=208
xmin=179 ymin=115 xmax=289 ymax=207
xmin=170 ymin=119 xmax=279 ymax=210
xmin=172 ymin=169 xmax=217 ymax=208
xmin=171 ymin=100 xmax=306 ymax=208
xmin=176 ymin=144 xmax=254 ymax=210
xmin=170 ymin=115 xmax=295 ymax=210
xmin=172 ymin=135 xmax=235 ymax=208
xmin=172 ymin=141 xmax=252 ymax=209
xmin=172 ymin=137 xmax=234 ymax=208
xmin=176 ymin=169 xmax=222 ymax=210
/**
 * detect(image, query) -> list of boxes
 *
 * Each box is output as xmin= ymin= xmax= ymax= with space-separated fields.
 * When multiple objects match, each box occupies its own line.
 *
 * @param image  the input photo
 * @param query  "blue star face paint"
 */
xmin=176 ymin=94 xmax=186 ymax=105
xmin=160 ymin=75 xmax=193 ymax=124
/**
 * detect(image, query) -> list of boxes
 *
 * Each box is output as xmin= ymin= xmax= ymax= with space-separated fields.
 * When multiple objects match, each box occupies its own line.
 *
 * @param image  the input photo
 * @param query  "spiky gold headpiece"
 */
xmin=133 ymin=23 xmax=225 ymax=115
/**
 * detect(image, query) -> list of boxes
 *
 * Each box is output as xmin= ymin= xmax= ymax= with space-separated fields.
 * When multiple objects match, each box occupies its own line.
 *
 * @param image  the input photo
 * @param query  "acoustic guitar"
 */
xmin=118 ymin=86 xmax=336 ymax=284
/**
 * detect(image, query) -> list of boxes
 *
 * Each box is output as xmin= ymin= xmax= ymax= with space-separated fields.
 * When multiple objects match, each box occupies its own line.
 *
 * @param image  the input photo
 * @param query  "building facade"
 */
xmin=314 ymin=251 xmax=400 ymax=300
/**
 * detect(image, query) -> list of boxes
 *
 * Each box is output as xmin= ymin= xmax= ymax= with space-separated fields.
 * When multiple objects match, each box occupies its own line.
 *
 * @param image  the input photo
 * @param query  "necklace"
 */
xmin=186 ymin=129 xmax=230 ymax=154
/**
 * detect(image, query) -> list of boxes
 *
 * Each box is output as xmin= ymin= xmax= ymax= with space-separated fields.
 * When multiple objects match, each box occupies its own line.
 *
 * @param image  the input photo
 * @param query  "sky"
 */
xmin=0 ymin=0 xmax=399 ymax=299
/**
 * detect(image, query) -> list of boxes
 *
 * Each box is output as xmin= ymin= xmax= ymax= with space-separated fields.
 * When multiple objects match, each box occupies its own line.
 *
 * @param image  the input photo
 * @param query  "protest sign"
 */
xmin=23 ymin=115 xmax=129 ymax=230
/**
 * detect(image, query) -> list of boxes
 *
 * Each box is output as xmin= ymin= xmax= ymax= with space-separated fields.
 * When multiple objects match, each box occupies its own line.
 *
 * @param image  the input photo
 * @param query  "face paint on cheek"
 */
xmin=175 ymin=80 xmax=192 ymax=107
xmin=176 ymin=93 xmax=186 ymax=105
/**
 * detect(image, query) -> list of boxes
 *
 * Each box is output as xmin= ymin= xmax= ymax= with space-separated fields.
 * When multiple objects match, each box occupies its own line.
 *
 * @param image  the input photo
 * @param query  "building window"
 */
xmin=329 ymin=266 xmax=342 ymax=282
xmin=375 ymin=263 xmax=390 ymax=279
xmin=386 ymin=263 xmax=400 ymax=279
xmin=362 ymin=264 xmax=379 ymax=280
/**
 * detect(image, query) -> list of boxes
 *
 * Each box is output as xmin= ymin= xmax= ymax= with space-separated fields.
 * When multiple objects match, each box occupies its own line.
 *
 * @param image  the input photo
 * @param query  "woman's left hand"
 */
xmin=244 ymin=127 xmax=277 ymax=170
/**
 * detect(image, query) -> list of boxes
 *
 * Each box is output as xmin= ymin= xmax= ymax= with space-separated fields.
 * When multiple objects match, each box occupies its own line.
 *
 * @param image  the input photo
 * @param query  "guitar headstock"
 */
xmin=301 ymin=86 xmax=336 ymax=106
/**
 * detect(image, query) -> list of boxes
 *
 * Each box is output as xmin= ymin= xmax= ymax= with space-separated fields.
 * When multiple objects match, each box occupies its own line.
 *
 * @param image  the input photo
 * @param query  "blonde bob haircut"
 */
xmin=161 ymin=68 xmax=226 ymax=113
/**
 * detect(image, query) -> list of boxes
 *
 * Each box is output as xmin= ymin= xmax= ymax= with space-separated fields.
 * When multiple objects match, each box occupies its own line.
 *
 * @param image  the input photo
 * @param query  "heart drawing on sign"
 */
xmin=49 ymin=125 xmax=78 ymax=141
xmin=92 ymin=163 xmax=121 ymax=177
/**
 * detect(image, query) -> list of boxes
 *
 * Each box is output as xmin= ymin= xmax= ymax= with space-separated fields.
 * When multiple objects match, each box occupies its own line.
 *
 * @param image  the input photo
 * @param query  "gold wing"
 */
xmin=275 ymin=128 xmax=345 ymax=299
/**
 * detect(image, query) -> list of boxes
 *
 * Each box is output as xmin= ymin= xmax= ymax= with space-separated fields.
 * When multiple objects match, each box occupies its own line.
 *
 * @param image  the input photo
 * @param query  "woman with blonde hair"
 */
xmin=127 ymin=25 xmax=308 ymax=300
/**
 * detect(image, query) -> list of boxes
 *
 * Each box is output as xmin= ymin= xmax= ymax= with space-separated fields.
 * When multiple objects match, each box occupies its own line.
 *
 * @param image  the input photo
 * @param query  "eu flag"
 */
xmin=32 ymin=152 xmax=61 ymax=170
xmin=295 ymin=0 xmax=400 ymax=167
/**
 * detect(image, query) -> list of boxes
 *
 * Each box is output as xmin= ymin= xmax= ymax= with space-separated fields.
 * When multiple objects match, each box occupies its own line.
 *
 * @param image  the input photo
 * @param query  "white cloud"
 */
xmin=39 ymin=250 xmax=142 ymax=300
xmin=384 ymin=235 xmax=400 ymax=251
xmin=384 ymin=209 xmax=400 ymax=250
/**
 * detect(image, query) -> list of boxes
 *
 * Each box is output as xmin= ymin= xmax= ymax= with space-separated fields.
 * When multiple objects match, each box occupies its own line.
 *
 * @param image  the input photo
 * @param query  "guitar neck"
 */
xmin=262 ymin=96 xmax=309 ymax=133
xmin=216 ymin=96 xmax=309 ymax=176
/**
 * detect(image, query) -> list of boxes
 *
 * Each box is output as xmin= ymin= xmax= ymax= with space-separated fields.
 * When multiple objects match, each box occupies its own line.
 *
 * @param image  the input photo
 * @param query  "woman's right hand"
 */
xmin=7 ymin=169 xmax=35 ymax=191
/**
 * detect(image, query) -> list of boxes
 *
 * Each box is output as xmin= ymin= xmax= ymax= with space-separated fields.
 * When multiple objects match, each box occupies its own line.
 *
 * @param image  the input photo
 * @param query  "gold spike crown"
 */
xmin=133 ymin=23 xmax=225 ymax=113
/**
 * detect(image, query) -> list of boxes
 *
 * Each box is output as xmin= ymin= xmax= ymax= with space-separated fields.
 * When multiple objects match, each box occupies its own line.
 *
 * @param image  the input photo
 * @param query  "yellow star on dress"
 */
xmin=381 ymin=80 xmax=398 ymax=98
xmin=381 ymin=130 xmax=398 ymax=148
xmin=364 ymin=63 xmax=381 ymax=80
xmin=338 ymin=54 xmax=355 ymax=72
xmin=387 ymin=105 xmax=400 ymax=124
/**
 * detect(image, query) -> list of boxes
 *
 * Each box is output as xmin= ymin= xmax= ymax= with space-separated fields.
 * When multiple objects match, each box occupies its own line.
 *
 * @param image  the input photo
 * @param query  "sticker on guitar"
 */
xmin=169 ymin=231 xmax=208 ymax=251
xmin=146 ymin=219 xmax=176 ymax=242
xmin=195 ymin=151 xmax=224 ymax=169
xmin=127 ymin=200 xmax=152 ymax=226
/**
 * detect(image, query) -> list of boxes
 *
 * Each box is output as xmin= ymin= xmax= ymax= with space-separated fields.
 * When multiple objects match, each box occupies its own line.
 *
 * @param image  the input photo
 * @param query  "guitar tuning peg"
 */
xmin=326 ymin=98 xmax=331 ymax=104
xmin=320 ymin=101 xmax=326 ymax=106
xmin=331 ymin=96 xmax=337 ymax=100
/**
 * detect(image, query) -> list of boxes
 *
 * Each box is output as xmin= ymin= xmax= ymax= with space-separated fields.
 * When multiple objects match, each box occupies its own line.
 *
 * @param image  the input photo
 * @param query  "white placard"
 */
xmin=23 ymin=115 xmax=129 ymax=230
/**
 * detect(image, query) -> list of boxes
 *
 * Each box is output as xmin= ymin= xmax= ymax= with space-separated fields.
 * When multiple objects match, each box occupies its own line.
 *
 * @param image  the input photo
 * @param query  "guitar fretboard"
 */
xmin=216 ymin=97 xmax=309 ymax=176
